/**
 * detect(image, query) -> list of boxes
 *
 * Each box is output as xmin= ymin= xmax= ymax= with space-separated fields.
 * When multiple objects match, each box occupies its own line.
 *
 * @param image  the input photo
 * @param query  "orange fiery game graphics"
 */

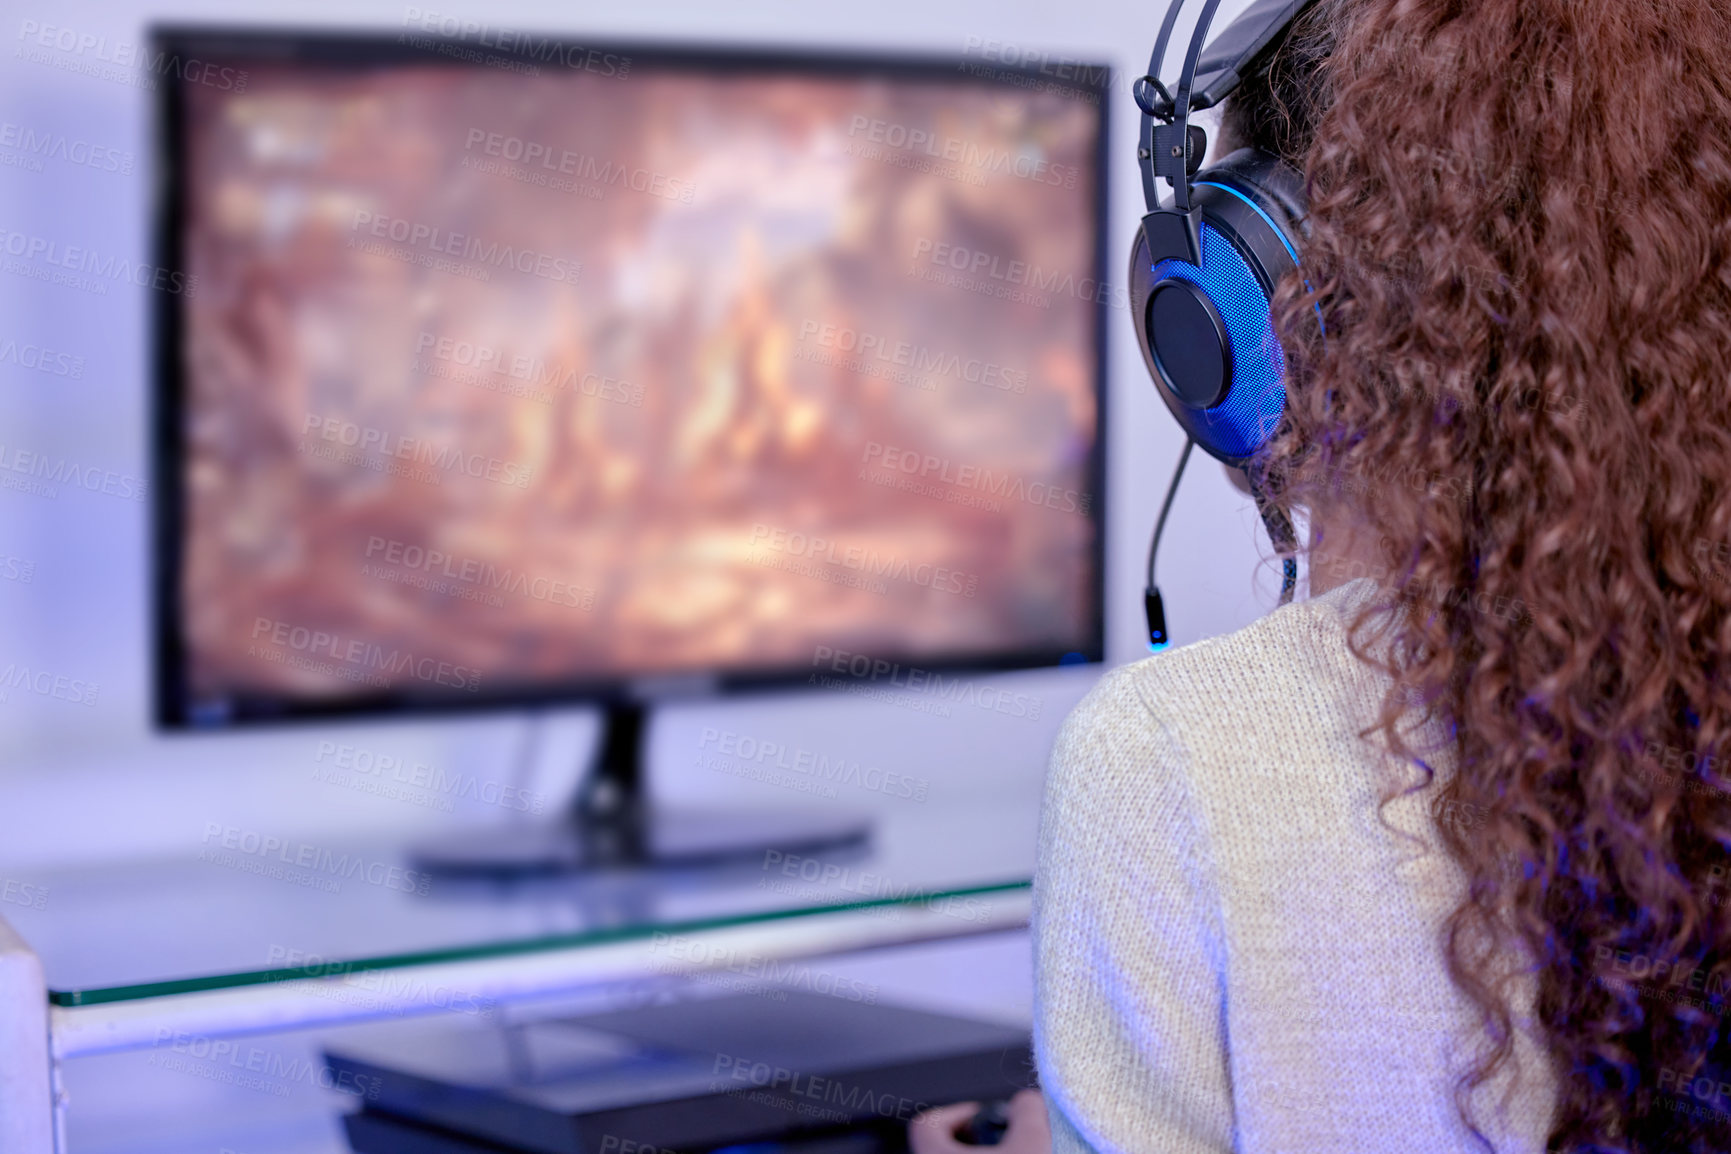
xmin=178 ymin=58 xmax=1100 ymax=702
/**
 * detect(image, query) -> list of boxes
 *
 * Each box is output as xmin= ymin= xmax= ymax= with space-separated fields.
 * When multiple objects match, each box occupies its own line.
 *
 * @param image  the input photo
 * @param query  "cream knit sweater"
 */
xmin=1032 ymin=577 xmax=1560 ymax=1153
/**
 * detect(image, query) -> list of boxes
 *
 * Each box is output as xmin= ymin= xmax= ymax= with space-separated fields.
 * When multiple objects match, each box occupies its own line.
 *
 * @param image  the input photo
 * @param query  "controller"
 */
xmin=954 ymin=1100 xmax=1011 ymax=1147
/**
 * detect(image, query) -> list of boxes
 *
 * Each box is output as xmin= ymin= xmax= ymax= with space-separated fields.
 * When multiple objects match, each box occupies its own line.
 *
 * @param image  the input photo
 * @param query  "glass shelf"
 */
xmin=4 ymin=798 xmax=1039 ymax=1007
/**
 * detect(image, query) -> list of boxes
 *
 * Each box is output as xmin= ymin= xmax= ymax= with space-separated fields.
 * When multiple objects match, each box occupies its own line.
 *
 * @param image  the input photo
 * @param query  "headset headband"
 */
xmin=1136 ymin=0 xmax=1321 ymax=212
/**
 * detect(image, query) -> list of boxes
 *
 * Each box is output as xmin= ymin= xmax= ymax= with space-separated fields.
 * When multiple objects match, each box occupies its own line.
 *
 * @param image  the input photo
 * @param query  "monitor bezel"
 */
xmin=150 ymin=25 xmax=1111 ymax=729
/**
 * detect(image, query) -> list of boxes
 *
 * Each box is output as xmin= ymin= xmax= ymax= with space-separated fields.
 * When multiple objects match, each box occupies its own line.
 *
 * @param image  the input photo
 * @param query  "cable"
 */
xmin=1247 ymin=471 xmax=1299 ymax=605
xmin=1143 ymin=437 xmax=1194 ymax=650
xmin=1145 ymin=444 xmax=1298 ymax=653
xmin=1146 ymin=437 xmax=1194 ymax=591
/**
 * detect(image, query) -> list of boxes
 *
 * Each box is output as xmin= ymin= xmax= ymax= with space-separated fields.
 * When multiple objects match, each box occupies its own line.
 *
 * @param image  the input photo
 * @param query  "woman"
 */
xmin=918 ymin=0 xmax=1731 ymax=1149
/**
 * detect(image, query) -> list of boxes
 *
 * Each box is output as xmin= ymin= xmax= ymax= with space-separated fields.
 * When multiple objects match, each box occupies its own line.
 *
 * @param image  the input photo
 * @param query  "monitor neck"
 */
xmin=571 ymin=701 xmax=648 ymax=857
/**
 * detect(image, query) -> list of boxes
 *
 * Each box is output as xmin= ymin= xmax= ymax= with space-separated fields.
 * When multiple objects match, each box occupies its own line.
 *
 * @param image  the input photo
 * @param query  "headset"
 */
xmin=1134 ymin=0 xmax=1320 ymax=649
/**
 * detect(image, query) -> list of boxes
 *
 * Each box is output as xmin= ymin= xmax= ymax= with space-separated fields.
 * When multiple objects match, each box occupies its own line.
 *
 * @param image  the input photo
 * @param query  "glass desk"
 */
xmin=1 ymin=798 xmax=1039 ymax=1062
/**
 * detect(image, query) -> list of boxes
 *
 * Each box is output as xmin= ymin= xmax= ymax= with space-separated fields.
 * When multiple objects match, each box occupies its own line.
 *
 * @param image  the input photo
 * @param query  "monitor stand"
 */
xmin=409 ymin=703 xmax=873 ymax=876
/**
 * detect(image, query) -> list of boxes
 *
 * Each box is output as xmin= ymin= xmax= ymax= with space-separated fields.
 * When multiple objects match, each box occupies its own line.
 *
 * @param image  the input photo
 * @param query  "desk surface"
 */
xmin=5 ymin=799 xmax=1038 ymax=1006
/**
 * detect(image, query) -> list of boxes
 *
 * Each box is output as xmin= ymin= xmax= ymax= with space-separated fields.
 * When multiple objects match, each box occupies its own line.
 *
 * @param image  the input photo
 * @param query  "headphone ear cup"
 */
xmin=1206 ymin=147 xmax=1307 ymax=232
xmin=1131 ymin=150 xmax=1306 ymax=467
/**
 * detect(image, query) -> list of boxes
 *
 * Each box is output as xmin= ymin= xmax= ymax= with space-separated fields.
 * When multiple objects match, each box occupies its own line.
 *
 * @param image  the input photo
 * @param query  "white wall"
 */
xmin=0 ymin=0 xmax=1277 ymax=872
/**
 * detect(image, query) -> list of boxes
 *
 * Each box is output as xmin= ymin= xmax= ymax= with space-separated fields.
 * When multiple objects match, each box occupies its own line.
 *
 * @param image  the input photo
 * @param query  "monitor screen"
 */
xmin=156 ymin=31 xmax=1107 ymax=724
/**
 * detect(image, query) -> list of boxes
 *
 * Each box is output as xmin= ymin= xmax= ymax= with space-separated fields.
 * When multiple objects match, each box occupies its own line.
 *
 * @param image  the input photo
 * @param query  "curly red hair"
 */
xmin=1230 ymin=0 xmax=1731 ymax=1149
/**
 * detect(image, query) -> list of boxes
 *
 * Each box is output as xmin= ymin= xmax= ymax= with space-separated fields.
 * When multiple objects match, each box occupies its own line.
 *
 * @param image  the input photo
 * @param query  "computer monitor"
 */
xmin=151 ymin=26 xmax=1109 ymax=869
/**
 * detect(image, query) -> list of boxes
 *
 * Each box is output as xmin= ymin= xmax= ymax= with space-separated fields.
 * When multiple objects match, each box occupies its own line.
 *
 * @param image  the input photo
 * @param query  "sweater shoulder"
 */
xmin=1105 ymin=576 xmax=1380 ymax=718
xmin=1051 ymin=577 xmax=1392 ymax=795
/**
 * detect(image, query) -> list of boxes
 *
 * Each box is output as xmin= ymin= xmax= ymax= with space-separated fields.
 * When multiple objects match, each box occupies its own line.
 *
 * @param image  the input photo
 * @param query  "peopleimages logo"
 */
xmin=0 ymin=226 xmax=196 ymax=296
xmin=861 ymin=441 xmax=1090 ymax=515
xmin=313 ymin=740 xmax=547 ymax=815
xmin=0 ymin=337 xmax=83 ymax=378
xmin=959 ymin=37 xmax=1111 ymax=89
xmin=648 ymin=931 xmax=879 ymax=1004
xmin=845 ymin=116 xmax=1078 ymax=188
xmin=1693 ymin=537 xmax=1731 ymax=585
xmin=1644 ymin=738 xmax=1726 ymax=781
xmin=349 ymin=210 xmax=581 ymax=284
xmin=248 ymin=616 xmax=482 ymax=692
xmin=400 ymin=9 xmax=630 ymax=76
xmin=200 ymin=824 xmax=432 ymax=896
xmin=415 ymin=332 xmax=642 ymax=406
xmin=796 ymin=320 xmax=1026 ymax=394
xmin=710 ymin=1050 xmax=932 ymax=1123
xmin=697 ymin=727 xmax=930 ymax=802
xmin=462 ymin=130 xmax=694 ymax=203
xmin=263 ymin=945 xmax=496 ymax=1017
xmin=1638 ymin=738 xmax=1731 ymax=802
xmin=0 ymin=877 xmax=47 ymax=911
xmin=0 ymin=121 xmax=133 ymax=175
xmin=909 ymin=238 xmax=1126 ymax=311
xmin=956 ymin=37 xmax=1111 ymax=105
xmin=597 ymin=1138 xmax=675 ymax=1154
xmin=149 ymin=1027 xmax=382 ymax=1099
xmin=363 ymin=535 xmax=595 ymax=611
xmin=1429 ymin=795 xmax=1487 ymax=835
xmin=301 ymin=413 xmax=533 ymax=489
xmin=14 ymin=20 xmax=250 ymax=92
xmin=0 ymin=662 xmax=99 ymax=707
xmin=747 ymin=524 xmax=978 ymax=598
xmin=1593 ymin=943 xmax=1731 ymax=1000
xmin=1658 ymin=1066 xmax=1731 ymax=1114
xmin=759 ymin=850 xmax=992 ymax=924
xmin=810 ymin=645 xmax=1042 ymax=720
xmin=0 ymin=442 xmax=147 ymax=501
